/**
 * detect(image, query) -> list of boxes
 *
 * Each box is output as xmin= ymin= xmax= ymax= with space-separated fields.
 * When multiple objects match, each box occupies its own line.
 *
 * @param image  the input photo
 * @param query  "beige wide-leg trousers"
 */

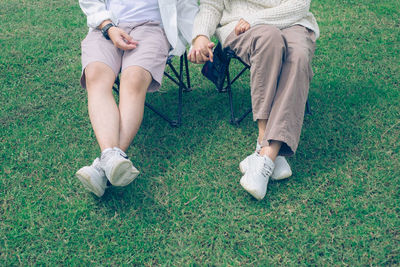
xmin=224 ymin=25 xmax=316 ymax=155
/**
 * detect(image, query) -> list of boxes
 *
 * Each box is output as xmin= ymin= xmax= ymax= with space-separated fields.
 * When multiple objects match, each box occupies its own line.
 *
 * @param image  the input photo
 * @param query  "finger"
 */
xmin=208 ymin=42 xmax=215 ymax=49
xmin=117 ymin=40 xmax=136 ymax=50
xmin=195 ymin=50 xmax=199 ymax=64
xmin=187 ymin=50 xmax=193 ymax=61
xmin=196 ymin=51 xmax=208 ymax=64
xmin=121 ymin=31 xmax=133 ymax=41
xmin=188 ymin=50 xmax=196 ymax=62
xmin=192 ymin=49 xmax=200 ymax=63
xmin=208 ymin=48 xmax=214 ymax=62
xmin=234 ymin=23 xmax=240 ymax=34
xmin=236 ymin=22 xmax=245 ymax=34
xmin=200 ymin=51 xmax=211 ymax=63
xmin=121 ymin=40 xmax=137 ymax=50
xmin=121 ymin=32 xmax=138 ymax=45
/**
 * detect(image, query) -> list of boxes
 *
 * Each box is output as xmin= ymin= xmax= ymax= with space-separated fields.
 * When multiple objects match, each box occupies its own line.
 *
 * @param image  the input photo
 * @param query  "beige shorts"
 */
xmin=81 ymin=21 xmax=170 ymax=92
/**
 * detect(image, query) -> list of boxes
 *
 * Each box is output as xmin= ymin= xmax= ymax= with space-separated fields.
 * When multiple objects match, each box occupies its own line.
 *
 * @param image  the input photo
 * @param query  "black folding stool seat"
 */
xmin=202 ymin=42 xmax=311 ymax=125
xmin=113 ymin=51 xmax=192 ymax=127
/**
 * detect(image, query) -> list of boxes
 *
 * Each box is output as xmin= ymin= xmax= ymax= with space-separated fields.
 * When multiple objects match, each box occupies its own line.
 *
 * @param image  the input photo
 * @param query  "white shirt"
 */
xmin=79 ymin=0 xmax=198 ymax=56
xmin=107 ymin=0 xmax=162 ymax=24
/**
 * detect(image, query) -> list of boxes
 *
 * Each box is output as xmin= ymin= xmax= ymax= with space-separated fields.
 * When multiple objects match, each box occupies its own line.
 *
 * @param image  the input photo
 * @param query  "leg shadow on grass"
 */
xmin=284 ymin=77 xmax=383 ymax=188
xmin=97 ymin=80 xmax=232 ymax=213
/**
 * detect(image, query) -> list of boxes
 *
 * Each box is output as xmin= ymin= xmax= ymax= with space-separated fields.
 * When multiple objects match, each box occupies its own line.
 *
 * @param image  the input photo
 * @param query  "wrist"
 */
xmin=98 ymin=20 xmax=113 ymax=30
xmin=100 ymin=22 xmax=116 ymax=40
xmin=192 ymin=35 xmax=209 ymax=45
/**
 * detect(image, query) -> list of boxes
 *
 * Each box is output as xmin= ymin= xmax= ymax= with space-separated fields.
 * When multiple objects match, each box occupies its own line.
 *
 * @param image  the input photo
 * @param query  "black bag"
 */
xmin=201 ymin=43 xmax=229 ymax=92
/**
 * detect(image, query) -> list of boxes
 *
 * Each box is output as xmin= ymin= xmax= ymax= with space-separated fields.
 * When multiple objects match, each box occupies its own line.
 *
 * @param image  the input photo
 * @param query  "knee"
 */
xmin=253 ymin=25 xmax=285 ymax=51
xmin=287 ymin=46 xmax=312 ymax=67
xmin=120 ymin=66 xmax=151 ymax=95
xmin=84 ymin=62 xmax=115 ymax=88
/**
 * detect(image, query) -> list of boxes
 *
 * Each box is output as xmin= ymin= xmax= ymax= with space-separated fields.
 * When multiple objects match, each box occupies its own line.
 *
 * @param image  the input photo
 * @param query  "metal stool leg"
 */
xmin=183 ymin=51 xmax=192 ymax=92
xmin=305 ymin=98 xmax=311 ymax=115
xmin=226 ymin=63 xmax=238 ymax=125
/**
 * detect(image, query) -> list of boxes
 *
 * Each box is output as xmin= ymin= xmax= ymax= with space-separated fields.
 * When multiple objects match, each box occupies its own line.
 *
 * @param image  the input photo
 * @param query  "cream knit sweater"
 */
xmin=192 ymin=0 xmax=319 ymax=45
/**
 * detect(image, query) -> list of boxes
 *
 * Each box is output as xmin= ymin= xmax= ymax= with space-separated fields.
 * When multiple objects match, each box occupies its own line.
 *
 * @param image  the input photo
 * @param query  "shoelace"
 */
xmin=261 ymin=161 xmax=273 ymax=178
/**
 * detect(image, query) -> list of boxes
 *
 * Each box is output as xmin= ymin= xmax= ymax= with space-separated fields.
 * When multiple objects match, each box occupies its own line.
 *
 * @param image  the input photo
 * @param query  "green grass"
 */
xmin=1 ymin=0 xmax=399 ymax=265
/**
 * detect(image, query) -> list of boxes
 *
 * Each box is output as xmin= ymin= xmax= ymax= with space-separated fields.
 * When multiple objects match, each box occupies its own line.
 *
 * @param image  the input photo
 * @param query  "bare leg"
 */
xmin=118 ymin=66 xmax=152 ymax=151
xmin=258 ymin=119 xmax=282 ymax=161
xmin=259 ymin=140 xmax=282 ymax=161
xmin=85 ymin=62 xmax=119 ymax=151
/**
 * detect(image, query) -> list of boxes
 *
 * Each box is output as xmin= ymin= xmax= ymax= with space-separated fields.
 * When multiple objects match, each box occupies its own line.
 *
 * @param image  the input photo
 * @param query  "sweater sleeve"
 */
xmin=243 ymin=0 xmax=311 ymax=29
xmin=191 ymin=0 xmax=224 ymax=41
xmin=79 ymin=0 xmax=117 ymax=29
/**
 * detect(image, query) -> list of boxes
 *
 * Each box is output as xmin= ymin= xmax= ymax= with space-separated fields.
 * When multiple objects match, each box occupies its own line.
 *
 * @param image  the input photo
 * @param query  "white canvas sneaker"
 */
xmin=100 ymin=147 xmax=139 ymax=187
xmin=240 ymin=155 xmax=292 ymax=180
xmin=270 ymin=156 xmax=292 ymax=180
xmin=240 ymin=153 xmax=275 ymax=200
xmin=76 ymin=158 xmax=107 ymax=197
xmin=239 ymin=141 xmax=292 ymax=180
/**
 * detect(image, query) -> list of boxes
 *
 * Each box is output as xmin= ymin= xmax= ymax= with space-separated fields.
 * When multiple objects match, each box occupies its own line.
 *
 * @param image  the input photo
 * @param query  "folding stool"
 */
xmin=202 ymin=42 xmax=311 ymax=125
xmin=113 ymin=51 xmax=191 ymax=127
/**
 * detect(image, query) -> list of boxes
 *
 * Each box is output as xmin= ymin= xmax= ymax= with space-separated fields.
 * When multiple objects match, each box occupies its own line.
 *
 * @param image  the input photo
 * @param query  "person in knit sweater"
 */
xmin=188 ymin=0 xmax=319 ymax=200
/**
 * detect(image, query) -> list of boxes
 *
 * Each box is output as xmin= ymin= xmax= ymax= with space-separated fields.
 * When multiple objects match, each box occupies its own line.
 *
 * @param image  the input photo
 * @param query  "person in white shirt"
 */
xmin=76 ymin=0 xmax=198 ymax=197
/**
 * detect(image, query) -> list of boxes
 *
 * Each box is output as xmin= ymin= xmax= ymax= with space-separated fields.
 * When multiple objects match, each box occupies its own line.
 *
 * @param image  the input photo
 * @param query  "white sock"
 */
xmin=101 ymin=147 xmax=113 ymax=155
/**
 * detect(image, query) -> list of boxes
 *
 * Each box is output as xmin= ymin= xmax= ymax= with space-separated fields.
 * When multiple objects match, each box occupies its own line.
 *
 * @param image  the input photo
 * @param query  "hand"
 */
xmin=235 ymin=19 xmax=250 ymax=35
xmin=108 ymin=27 xmax=138 ymax=50
xmin=188 ymin=35 xmax=215 ymax=64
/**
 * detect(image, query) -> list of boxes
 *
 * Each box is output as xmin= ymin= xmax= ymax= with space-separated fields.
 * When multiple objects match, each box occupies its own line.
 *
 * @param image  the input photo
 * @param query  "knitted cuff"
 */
xmin=191 ymin=11 xmax=219 ymax=41
xmin=191 ymin=25 xmax=212 ymax=42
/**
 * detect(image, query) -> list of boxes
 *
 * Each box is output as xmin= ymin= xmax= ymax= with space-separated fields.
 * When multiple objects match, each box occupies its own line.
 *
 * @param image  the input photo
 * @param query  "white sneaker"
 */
xmin=100 ymin=147 xmax=139 ymax=187
xmin=270 ymin=156 xmax=292 ymax=180
xmin=240 ymin=155 xmax=292 ymax=180
xmin=76 ymin=158 xmax=107 ymax=197
xmin=240 ymin=153 xmax=275 ymax=200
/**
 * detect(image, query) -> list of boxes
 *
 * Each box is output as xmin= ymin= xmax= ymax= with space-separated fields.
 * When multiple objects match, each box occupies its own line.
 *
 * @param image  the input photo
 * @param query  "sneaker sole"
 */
xmin=271 ymin=171 xmax=292 ymax=181
xmin=240 ymin=176 xmax=264 ymax=201
xmin=109 ymin=161 xmax=140 ymax=187
xmin=76 ymin=171 xmax=104 ymax=197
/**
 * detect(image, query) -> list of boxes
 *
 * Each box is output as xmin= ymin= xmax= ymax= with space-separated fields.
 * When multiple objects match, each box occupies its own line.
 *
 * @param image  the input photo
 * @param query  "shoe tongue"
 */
xmin=101 ymin=148 xmax=114 ymax=154
xmin=113 ymin=147 xmax=128 ymax=158
xmin=101 ymin=148 xmax=128 ymax=162
xmin=101 ymin=149 xmax=117 ymax=162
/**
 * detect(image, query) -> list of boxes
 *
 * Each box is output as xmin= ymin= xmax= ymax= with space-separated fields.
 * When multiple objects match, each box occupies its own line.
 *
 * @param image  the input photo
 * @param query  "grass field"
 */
xmin=1 ymin=0 xmax=399 ymax=265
